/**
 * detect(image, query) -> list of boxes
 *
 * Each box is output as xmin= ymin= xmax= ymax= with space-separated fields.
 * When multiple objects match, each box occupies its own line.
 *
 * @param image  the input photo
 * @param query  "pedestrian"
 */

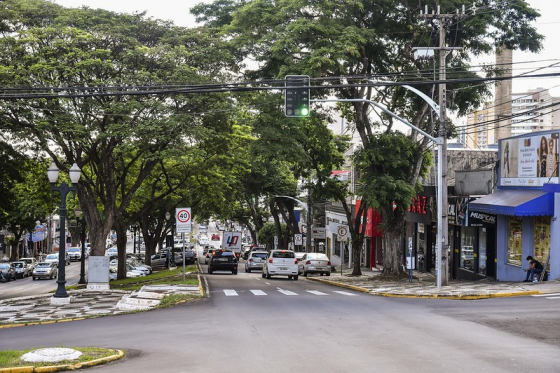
xmin=523 ymin=255 xmax=543 ymax=282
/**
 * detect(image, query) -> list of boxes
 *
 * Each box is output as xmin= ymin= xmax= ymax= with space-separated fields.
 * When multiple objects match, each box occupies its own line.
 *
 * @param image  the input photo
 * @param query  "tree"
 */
xmin=194 ymin=0 xmax=543 ymax=275
xmin=0 ymin=1 xmax=240 ymax=274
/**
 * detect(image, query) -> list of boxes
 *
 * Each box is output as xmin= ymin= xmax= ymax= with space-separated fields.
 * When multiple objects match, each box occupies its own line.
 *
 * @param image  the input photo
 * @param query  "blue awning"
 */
xmin=469 ymin=189 xmax=553 ymax=216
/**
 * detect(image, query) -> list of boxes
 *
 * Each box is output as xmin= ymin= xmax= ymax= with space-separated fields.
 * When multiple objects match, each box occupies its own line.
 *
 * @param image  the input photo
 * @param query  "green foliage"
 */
xmin=258 ymin=221 xmax=287 ymax=247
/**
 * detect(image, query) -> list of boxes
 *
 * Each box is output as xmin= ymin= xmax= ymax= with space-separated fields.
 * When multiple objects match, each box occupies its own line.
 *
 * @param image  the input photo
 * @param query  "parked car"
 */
xmin=0 ymin=263 xmax=16 ymax=282
xmin=126 ymin=262 xmax=147 ymax=277
xmin=150 ymin=252 xmax=168 ymax=267
xmin=44 ymin=253 xmax=70 ymax=266
xmin=105 ymin=247 xmax=118 ymax=257
xmin=67 ymin=247 xmax=82 ymax=261
xmin=262 ymin=249 xmax=299 ymax=280
xmin=208 ymin=249 xmax=238 ymax=275
xmin=12 ymin=261 xmax=30 ymax=278
xmin=32 ymin=262 xmax=58 ymax=280
xmin=20 ymin=257 xmax=38 ymax=273
xmin=298 ymin=253 xmax=331 ymax=276
xmin=245 ymin=251 xmax=268 ymax=273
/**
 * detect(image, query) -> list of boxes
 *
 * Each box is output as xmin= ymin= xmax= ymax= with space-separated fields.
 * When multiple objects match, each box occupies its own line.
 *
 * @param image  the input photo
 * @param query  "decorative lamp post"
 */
xmin=74 ymin=207 xmax=87 ymax=285
xmin=48 ymin=161 xmax=81 ymax=300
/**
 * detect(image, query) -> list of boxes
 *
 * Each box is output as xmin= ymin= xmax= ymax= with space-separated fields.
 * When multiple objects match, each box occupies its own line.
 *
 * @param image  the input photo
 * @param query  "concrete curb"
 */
xmin=0 ymin=317 xmax=90 ymax=330
xmin=306 ymin=277 xmax=543 ymax=299
xmin=0 ymin=349 xmax=124 ymax=373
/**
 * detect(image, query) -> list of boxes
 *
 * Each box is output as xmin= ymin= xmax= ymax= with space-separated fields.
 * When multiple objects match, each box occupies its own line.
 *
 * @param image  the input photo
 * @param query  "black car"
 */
xmin=0 ymin=263 xmax=17 ymax=282
xmin=208 ymin=249 xmax=238 ymax=275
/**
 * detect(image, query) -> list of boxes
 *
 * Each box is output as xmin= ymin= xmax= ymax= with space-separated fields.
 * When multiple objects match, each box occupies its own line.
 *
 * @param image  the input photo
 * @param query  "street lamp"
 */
xmin=74 ymin=207 xmax=86 ymax=285
xmin=47 ymin=161 xmax=81 ymax=300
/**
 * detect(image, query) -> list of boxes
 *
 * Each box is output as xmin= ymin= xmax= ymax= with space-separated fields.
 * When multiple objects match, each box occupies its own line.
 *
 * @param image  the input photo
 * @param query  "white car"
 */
xmin=298 ymin=253 xmax=331 ymax=276
xmin=262 ymin=249 xmax=299 ymax=280
xmin=198 ymin=236 xmax=209 ymax=245
xmin=44 ymin=253 xmax=70 ymax=266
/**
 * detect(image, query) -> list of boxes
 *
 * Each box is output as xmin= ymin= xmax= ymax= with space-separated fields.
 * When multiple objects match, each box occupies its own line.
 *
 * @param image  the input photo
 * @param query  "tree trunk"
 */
xmin=382 ymin=219 xmax=406 ymax=276
xmin=114 ymin=220 xmax=128 ymax=280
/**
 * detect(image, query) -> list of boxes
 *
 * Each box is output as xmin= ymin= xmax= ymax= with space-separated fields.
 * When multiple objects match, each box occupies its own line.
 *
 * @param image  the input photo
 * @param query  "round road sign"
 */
xmin=176 ymin=209 xmax=191 ymax=223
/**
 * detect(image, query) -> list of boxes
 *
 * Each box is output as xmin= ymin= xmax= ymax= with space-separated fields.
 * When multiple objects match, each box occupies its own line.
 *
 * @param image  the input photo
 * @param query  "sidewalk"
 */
xmin=307 ymin=267 xmax=560 ymax=299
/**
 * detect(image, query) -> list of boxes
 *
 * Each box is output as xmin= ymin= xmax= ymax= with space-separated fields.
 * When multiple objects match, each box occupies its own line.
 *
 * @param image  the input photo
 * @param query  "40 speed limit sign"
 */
xmin=175 ymin=207 xmax=192 ymax=233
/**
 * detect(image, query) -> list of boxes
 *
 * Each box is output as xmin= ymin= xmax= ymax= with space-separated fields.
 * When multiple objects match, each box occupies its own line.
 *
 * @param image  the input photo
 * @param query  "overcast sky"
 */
xmin=53 ymin=0 xmax=559 ymax=96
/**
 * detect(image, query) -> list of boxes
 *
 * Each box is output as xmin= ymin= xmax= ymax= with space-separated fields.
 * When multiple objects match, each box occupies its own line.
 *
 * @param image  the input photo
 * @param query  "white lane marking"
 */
xmin=250 ymin=290 xmax=267 ymax=296
xmin=278 ymin=289 xmax=298 ymax=296
xmin=224 ymin=289 xmax=238 ymax=296
xmin=545 ymin=296 xmax=560 ymax=299
xmin=333 ymin=291 xmax=358 ymax=296
xmin=307 ymin=290 xmax=328 ymax=296
xmin=531 ymin=293 xmax=560 ymax=297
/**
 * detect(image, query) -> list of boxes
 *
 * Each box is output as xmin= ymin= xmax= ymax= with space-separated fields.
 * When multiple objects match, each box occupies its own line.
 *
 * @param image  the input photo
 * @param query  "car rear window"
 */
xmin=272 ymin=251 xmax=295 ymax=258
xmin=307 ymin=253 xmax=329 ymax=260
xmin=252 ymin=253 xmax=267 ymax=259
xmin=14 ymin=262 xmax=25 ymax=268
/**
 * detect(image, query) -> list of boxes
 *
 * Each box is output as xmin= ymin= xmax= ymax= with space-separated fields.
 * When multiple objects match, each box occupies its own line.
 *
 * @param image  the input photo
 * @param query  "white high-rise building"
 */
xmin=510 ymin=88 xmax=559 ymax=136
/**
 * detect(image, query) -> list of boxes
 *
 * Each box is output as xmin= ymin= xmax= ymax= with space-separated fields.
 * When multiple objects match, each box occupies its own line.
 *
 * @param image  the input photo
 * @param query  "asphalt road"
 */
xmin=3 ymin=261 xmax=560 ymax=373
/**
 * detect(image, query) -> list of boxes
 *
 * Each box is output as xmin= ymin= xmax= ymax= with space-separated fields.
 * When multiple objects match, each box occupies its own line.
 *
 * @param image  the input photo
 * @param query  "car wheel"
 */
xmin=261 ymin=272 xmax=265 ymax=278
xmin=293 ymin=275 xmax=298 ymax=281
xmin=32 ymin=277 xmax=35 ymax=281
xmin=303 ymin=270 xmax=307 ymax=277
xmin=266 ymin=270 xmax=271 ymax=279
xmin=208 ymin=269 xmax=213 ymax=274
xmin=245 ymin=268 xmax=250 ymax=273
xmin=288 ymin=275 xmax=292 ymax=279
xmin=233 ymin=271 xmax=237 ymax=275
xmin=326 ymin=272 xmax=330 ymax=276
xmin=12 ymin=275 xmax=16 ymax=281
xmin=50 ymin=273 xmax=53 ymax=279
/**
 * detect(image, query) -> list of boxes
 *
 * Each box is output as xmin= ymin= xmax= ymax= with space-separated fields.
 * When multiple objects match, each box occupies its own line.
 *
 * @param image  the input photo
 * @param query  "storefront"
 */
xmin=469 ymin=131 xmax=560 ymax=281
xmin=405 ymin=187 xmax=436 ymax=272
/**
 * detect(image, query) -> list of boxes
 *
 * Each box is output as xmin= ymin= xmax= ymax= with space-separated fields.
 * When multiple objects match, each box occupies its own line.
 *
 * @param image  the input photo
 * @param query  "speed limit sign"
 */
xmin=294 ymin=234 xmax=303 ymax=245
xmin=175 ymin=207 xmax=192 ymax=233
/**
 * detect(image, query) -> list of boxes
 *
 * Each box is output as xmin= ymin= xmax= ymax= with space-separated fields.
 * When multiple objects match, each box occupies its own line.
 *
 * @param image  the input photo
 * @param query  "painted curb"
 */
xmin=306 ymin=277 xmax=543 ymax=299
xmin=0 ymin=349 xmax=124 ymax=373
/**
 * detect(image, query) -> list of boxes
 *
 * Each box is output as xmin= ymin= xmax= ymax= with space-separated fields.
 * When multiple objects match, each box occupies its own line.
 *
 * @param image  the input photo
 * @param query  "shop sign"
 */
xmin=468 ymin=211 xmax=496 ymax=227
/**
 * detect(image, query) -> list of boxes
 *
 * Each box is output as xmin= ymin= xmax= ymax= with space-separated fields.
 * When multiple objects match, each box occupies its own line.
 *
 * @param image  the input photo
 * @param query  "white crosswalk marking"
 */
xmin=250 ymin=290 xmax=267 ymax=296
xmin=224 ymin=289 xmax=238 ymax=296
xmin=307 ymin=290 xmax=328 ymax=296
xmin=531 ymin=293 xmax=560 ymax=297
xmin=277 ymin=289 xmax=298 ymax=296
xmin=333 ymin=291 xmax=358 ymax=296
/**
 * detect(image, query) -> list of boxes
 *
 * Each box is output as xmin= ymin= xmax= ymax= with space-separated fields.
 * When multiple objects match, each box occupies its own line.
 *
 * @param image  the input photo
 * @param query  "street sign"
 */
xmin=294 ymin=234 xmax=303 ymax=245
xmin=175 ymin=207 xmax=192 ymax=233
xmin=311 ymin=227 xmax=326 ymax=239
xmin=337 ymin=226 xmax=348 ymax=242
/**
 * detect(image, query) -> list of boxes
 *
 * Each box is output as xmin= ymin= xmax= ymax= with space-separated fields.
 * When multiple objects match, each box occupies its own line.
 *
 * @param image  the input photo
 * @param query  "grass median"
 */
xmin=0 ymin=347 xmax=122 ymax=370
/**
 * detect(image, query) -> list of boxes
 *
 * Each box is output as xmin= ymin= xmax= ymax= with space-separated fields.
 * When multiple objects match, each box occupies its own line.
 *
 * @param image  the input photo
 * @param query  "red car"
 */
xmin=211 ymin=234 xmax=220 ymax=241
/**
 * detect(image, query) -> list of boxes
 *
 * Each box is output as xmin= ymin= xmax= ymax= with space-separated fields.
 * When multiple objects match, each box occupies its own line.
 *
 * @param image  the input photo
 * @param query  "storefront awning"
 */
xmin=469 ymin=189 xmax=553 ymax=216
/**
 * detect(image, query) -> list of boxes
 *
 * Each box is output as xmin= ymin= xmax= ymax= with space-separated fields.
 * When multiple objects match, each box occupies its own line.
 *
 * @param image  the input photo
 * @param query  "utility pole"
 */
xmin=421 ymin=6 xmax=467 ymax=286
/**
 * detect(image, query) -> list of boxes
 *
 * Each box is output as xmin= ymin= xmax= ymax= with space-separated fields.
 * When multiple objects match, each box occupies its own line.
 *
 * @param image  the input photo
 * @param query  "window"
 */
xmin=272 ymin=251 xmax=295 ymax=258
xmin=460 ymin=227 xmax=476 ymax=271
xmin=478 ymin=228 xmax=487 ymax=275
xmin=533 ymin=217 xmax=551 ymax=265
xmin=507 ymin=217 xmax=523 ymax=266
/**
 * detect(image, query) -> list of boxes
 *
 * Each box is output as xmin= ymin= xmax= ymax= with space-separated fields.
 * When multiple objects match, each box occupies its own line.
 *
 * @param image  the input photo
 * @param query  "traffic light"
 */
xmin=285 ymin=75 xmax=310 ymax=117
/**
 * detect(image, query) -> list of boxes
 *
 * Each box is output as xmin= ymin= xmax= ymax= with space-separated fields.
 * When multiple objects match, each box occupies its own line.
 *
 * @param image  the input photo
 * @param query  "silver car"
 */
xmin=245 ymin=251 xmax=267 ymax=273
xmin=12 ymin=261 xmax=30 ymax=278
xmin=298 ymin=253 xmax=331 ymax=277
xmin=32 ymin=262 xmax=58 ymax=280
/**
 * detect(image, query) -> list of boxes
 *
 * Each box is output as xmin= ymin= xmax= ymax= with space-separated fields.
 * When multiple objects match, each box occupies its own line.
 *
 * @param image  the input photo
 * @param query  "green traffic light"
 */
xmin=301 ymin=107 xmax=309 ymax=116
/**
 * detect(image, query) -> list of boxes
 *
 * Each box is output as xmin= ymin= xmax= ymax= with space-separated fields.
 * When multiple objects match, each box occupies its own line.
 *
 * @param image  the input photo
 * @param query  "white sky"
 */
xmin=53 ymin=0 xmax=559 ymax=97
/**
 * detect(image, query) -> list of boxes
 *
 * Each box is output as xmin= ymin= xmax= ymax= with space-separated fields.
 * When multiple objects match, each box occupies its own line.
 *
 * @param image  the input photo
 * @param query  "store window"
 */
xmin=460 ymin=227 xmax=476 ymax=271
xmin=507 ymin=217 xmax=523 ymax=266
xmin=533 ymin=217 xmax=551 ymax=265
xmin=478 ymin=228 xmax=487 ymax=275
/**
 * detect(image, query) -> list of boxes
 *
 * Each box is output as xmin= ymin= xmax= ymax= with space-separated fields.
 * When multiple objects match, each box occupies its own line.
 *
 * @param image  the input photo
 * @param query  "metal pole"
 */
xmin=133 ymin=226 xmax=137 ymax=254
xmin=78 ymin=217 xmax=86 ymax=284
xmin=182 ymin=232 xmax=185 ymax=282
xmin=437 ymin=142 xmax=443 ymax=289
xmin=52 ymin=182 xmax=75 ymax=298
